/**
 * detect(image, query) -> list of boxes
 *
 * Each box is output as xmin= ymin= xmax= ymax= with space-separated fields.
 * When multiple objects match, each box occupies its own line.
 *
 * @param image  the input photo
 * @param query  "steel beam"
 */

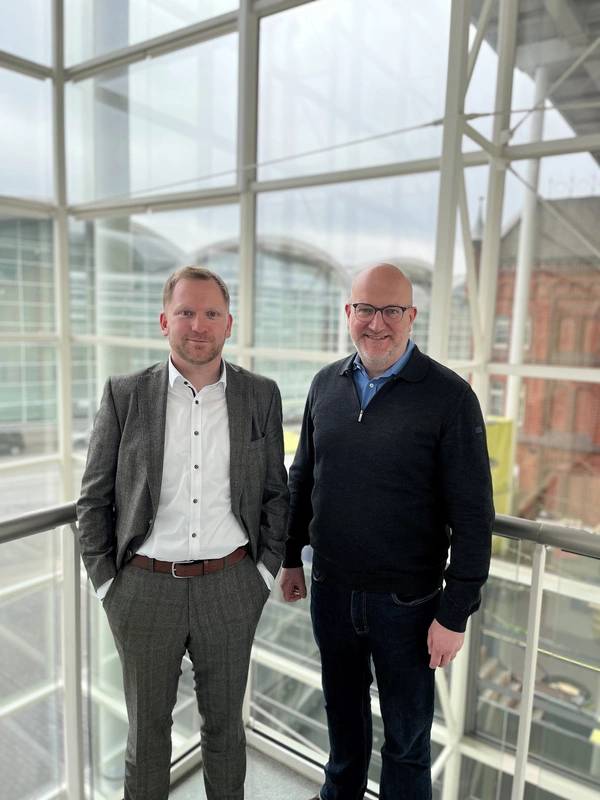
xmin=0 ymin=48 xmax=53 ymax=80
xmin=506 ymin=67 xmax=548 ymax=510
xmin=0 ymin=196 xmax=56 ymax=217
xmin=53 ymin=3 xmax=84 ymax=797
xmin=252 ymin=154 xmax=450 ymax=193
xmin=64 ymin=12 xmax=238 ymax=83
xmin=253 ymin=0 xmax=315 ymax=17
xmin=458 ymin=172 xmax=483 ymax=360
xmin=488 ymin=360 xmax=600 ymax=383
xmin=236 ymin=0 xmax=260 ymax=370
xmin=473 ymin=0 xmax=518 ymax=412
xmin=505 ymin=131 xmax=600 ymax=161
xmin=510 ymin=544 xmax=547 ymax=800
xmin=52 ymin=0 xmax=74 ymax=505
xmin=428 ymin=0 xmax=471 ymax=361
xmin=466 ymin=0 xmax=494 ymax=87
xmin=68 ymin=186 xmax=238 ymax=220
xmin=440 ymin=624 xmax=473 ymax=800
xmin=463 ymin=121 xmax=499 ymax=156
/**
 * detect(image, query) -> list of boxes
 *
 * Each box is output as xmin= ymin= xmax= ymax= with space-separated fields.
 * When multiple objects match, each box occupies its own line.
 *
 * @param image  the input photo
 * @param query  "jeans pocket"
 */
xmin=311 ymin=565 xmax=326 ymax=583
xmin=390 ymin=586 xmax=440 ymax=607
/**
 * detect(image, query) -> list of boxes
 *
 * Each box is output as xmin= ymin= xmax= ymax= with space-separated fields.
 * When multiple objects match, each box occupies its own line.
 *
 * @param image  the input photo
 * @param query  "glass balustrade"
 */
xmin=1 ymin=509 xmax=598 ymax=800
xmin=0 ymin=528 xmax=64 ymax=800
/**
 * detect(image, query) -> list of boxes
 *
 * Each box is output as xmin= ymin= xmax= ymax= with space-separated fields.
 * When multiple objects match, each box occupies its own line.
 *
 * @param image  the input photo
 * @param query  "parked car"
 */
xmin=0 ymin=431 xmax=25 ymax=456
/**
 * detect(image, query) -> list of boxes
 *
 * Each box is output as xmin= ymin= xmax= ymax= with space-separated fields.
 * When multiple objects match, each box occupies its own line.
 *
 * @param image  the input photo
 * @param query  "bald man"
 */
xmin=280 ymin=264 xmax=494 ymax=800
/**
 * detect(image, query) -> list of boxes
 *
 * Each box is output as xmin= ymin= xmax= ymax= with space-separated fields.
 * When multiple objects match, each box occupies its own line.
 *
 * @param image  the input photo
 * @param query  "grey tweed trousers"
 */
xmin=103 ymin=553 xmax=269 ymax=800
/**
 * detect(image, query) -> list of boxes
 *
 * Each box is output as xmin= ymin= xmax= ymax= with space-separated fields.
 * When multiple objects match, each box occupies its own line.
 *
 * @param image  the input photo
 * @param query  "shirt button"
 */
xmin=193 ymin=498 xmax=198 ymax=503
xmin=192 ymin=533 xmax=197 ymax=538
xmin=369 ymin=383 xmax=374 ymax=388
xmin=194 ymin=464 xmax=199 ymax=469
xmin=195 ymin=400 xmax=199 ymax=405
xmin=194 ymin=430 xmax=199 ymax=435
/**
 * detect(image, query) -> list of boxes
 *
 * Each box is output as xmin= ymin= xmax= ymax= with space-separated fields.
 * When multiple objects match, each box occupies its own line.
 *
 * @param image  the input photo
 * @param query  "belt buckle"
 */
xmin=171 ymin=560 xmax=195 ymax=578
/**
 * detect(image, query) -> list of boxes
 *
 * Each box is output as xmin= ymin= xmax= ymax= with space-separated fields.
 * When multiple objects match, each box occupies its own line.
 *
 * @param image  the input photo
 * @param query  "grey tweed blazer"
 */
xmin=76 ymin=360 xmax=289 ymax=591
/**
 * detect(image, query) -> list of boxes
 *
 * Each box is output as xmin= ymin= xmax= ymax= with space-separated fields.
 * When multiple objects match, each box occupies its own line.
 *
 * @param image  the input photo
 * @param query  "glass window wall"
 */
xmin=0 ymin=69 xmax=53 ymax=200
xmin=69 ymin=205 xmax=240 ymax=339
xmin=255 ymin=173 xmax=439 ymax=353
xmin=66 ymin=35 xmax=238 ymax=204
xmin=0 ymin=216 xmax=55 ymax=335
xmin=0 ymin=0 xmax=52 ymax=65
xmin=258 ymin=0 xmax=450 ymax=180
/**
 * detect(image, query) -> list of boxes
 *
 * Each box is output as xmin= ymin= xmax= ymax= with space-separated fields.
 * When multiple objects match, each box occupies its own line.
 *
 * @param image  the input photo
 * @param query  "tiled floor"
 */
xmin=170 ymin=746 xmax=321 ymax=800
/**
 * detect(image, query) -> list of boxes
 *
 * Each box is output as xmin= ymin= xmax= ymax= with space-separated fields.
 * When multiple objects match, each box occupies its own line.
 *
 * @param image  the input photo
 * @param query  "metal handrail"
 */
xmin=0 ymin=502 xmax=76 ymax=544
xmin=494 ymin=515 xmax=600 ymax=560
xmin=0 ymin=502 xmax=598 ymax=559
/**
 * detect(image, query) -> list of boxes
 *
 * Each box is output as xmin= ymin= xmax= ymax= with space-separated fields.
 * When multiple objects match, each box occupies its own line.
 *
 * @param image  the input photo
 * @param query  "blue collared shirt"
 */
xmin=352 ymin=340 xmax=415 ymax=410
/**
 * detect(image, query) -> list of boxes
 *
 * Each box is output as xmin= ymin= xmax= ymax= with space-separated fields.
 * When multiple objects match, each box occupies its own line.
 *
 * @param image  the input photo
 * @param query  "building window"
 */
xmin=494 ymin=316 xmax=510 ymax=349
xmin=489 ymin=379 xmax=505 ymax=416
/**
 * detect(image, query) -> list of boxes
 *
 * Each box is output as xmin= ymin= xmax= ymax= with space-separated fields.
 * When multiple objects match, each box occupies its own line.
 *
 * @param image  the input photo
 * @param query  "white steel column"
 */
xmin=236 ymin=0 xmax=259 ymax=370
xmin=511 ymin=543 xmax=547 ymax=800
xmin=432 ymin=5 xmax=477 ymax=797
xmin=238 ymin=1 xmax=260 ymax=722
xmin=505 ymin=66 xmax=548 ymax=511
xmin=52 ymin=2 xmax=74 ymax=504
xmin=506 ymin=67 xmax=548 ymax=417
xmin=466 ymin=0 xmax=494 ymax=86
xmin=53 ymin=0 xmax=85 ymax=796
xmin=458 ymin=174 xmax=483 ymax=364
xmin=428 ymin=0 xmax=471 ymax=362
xmin=440 ymin=625 xmax=473 ymax=800
xmin=473 ymin=0 xmax=519 ymax=412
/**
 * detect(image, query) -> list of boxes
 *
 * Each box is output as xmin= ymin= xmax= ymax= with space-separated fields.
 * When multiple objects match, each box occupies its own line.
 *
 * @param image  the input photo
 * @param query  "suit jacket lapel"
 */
xmin=225 ymin=362 xmax=250 ymax=510
xmin=138 ymin=362 xmax=169 ymax=513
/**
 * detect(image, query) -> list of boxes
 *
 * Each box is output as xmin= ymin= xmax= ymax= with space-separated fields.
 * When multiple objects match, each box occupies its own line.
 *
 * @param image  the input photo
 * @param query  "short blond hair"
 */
xmin=162 ymin=266 xmax=230 ymax=309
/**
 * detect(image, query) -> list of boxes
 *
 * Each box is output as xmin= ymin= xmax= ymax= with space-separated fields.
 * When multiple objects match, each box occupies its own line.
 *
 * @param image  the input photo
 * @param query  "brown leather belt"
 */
xmin=130 ymin=546 xmax=247 ymax=578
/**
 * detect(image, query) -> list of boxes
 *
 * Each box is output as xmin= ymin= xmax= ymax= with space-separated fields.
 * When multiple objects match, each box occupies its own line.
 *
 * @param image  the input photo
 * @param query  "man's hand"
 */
xmin=280 ymin=567 xmax=307 ymax=602
xmin=427 ymin=619 xmax=465 ymax=669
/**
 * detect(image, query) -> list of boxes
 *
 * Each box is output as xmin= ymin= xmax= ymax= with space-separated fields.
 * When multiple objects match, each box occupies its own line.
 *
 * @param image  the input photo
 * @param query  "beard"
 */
xmin=352 ymin=332 xmax=408 ymax=375
xmin=173 ymin=337 xmax=223 ymax=366
xmin=355 ymin=337 xmax=395 ymax=363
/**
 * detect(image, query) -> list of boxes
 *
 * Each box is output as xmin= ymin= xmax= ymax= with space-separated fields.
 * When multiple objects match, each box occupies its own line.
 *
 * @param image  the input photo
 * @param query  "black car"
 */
xmin=0 ymin=431 xmax=25 ymax=456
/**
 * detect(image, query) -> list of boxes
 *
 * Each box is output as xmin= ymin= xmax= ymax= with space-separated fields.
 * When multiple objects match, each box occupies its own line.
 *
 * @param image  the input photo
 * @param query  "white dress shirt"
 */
xmin=97 ymin=357 xmax=273 ymax=599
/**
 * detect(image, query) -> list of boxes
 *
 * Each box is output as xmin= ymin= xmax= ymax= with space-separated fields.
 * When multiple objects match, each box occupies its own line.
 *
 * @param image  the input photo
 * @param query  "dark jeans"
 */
xmin=310 ymin=565 xmax=439 ymax=800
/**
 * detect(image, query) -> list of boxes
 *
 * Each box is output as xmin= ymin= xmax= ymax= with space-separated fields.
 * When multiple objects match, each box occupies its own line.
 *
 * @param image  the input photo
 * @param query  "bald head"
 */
xmin=350 ymin=263 xmax=413 ymax=306
xmin=345 ymin=263 xmax=417 ymax=378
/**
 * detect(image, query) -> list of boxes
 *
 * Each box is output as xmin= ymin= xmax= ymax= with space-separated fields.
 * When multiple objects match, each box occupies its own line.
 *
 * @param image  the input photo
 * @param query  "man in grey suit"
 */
xmin=77 ymin=266 xmax=289 ymax=800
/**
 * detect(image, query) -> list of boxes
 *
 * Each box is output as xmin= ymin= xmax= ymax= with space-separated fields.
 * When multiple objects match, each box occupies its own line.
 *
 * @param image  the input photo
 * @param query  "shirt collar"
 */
xmin=352 ymin=339 xmax=415 ymax=380
xmin=168 ymin=356 xmax=227 ymax=391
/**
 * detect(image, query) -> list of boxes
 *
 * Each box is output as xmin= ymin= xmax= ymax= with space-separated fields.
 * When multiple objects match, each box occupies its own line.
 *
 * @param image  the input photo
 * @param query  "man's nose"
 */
xmin=366 ymin=309 xmax=386 ymax=329
xmin=191 ymin=315 xmax=207 ymax=332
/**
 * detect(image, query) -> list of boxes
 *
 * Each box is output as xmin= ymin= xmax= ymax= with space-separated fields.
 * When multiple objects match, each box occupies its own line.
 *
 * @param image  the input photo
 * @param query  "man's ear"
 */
xmin=159 ymin=311 xmax=168 ymax=337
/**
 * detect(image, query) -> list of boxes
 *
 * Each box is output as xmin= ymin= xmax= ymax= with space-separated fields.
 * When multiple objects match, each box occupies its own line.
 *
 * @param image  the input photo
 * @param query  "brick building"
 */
xmin=484 ymin=196 xmax=600 ymax=528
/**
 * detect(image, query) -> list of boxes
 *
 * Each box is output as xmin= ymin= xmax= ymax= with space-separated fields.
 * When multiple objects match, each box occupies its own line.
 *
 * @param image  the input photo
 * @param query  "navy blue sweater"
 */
xmin=283 ymin=346 xmax=494 ymax=632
